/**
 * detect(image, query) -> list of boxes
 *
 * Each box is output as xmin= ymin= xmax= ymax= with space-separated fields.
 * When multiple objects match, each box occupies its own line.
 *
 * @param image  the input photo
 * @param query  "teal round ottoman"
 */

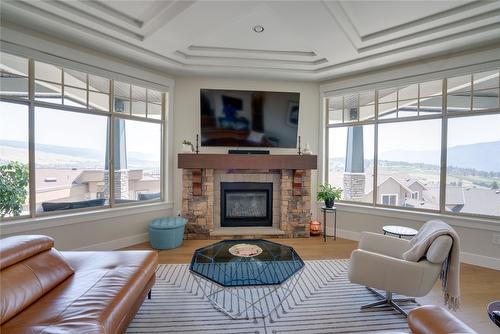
xmin=149 ymin=216 xmax=187 ymax=250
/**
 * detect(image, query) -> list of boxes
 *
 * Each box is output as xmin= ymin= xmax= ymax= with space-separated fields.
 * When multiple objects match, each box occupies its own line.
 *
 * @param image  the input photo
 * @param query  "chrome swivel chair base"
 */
xmin=361 ymin=287 xmax=417 ymax=317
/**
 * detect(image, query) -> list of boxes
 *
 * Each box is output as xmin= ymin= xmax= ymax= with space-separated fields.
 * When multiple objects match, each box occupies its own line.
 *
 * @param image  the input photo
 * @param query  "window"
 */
xmin=378 ymin=80 xmax=443 ymax=119
xmin=445 ymin=114 xmax=500 ymax=217
xmin=447 ymin=70 xmax=499 ymax=112
xmin=328 ymin=125 xmax=374 ymax=203
xmin=113 ymin=119 xmax=161 ymax=203
xmin=0 ymin=51 xmax=168 ymax=221
xmin=0 ymin=102 xmax=30 ymax=218
xmin=381 ymin=194 xmax=397 ymax=206
xmin=328 ymin=90 xmax=375 ymax=124
xmin=326 ymin=67 xmax=500 ymax=218
xmin=34 ymin=107 xmax=109 ymax=212
xmin=377 ymin=119 xmax=441 ymax=209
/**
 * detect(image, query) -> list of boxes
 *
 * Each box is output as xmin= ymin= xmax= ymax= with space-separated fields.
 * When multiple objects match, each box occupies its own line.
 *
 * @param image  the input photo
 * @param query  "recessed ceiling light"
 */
xmin=252 ymin=25 xmax=264 ymax=33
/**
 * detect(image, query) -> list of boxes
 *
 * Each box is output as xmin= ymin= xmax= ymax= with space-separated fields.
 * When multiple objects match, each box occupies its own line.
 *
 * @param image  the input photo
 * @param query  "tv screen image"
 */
xmin=200 ymin=89 xmax=300 ymax=148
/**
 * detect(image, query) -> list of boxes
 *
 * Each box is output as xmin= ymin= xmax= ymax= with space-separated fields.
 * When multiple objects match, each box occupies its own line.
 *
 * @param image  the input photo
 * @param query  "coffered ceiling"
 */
xmin=1 ymin=0 xmax=500 ymax=81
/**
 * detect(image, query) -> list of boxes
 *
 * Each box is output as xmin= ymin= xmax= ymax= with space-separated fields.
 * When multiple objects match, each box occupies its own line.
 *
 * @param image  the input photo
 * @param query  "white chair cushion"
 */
xmin=426 ymin=235 xmax=453 ymax=264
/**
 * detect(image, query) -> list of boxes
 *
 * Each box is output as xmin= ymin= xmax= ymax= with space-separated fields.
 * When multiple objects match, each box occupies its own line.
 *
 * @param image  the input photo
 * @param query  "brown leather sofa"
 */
xmin=1 ymin=235 xmax=158 ymax=334
xmin=408 ymin=305 xmax=477 ymax=334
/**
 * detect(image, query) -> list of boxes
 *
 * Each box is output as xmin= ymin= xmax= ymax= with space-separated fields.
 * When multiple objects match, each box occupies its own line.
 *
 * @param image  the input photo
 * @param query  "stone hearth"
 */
xmin=181 ymin=168 xmax=312 ymax=239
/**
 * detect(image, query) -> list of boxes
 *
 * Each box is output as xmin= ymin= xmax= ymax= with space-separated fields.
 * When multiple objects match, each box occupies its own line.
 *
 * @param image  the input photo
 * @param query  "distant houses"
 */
xmin=33 ymin=168 xmax=160 ymax=212
xmin=358 ymin=175 xmax=500 ymax=216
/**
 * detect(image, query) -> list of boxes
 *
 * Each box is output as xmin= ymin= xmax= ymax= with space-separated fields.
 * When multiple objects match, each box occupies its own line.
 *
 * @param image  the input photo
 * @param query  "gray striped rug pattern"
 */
xmin=127 ymin=260 xmax=415 ymax=334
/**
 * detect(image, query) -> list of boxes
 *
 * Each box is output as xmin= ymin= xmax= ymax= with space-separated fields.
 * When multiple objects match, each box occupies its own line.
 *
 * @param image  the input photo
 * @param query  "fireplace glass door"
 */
xmin=221 ymin=182 xmax=272 ymax=227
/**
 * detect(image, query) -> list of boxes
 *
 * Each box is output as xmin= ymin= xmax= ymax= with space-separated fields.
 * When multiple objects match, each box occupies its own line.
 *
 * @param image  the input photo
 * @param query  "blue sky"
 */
xmin=0 ymin=101 xmax=161 ymax=158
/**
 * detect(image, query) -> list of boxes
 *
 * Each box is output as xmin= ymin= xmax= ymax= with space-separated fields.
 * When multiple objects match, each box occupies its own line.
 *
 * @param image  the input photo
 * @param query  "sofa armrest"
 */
xmin=348 ymin=249 xmax=440 ymax=297
xmin=408 ymin=305 xmax=477 ymax=334
xmin=358 ymin=231 xmax=410 ymax=259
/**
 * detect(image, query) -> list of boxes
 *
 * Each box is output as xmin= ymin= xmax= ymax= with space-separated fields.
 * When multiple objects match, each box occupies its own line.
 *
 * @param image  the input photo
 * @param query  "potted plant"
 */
xmin=316 ymin=184 xmax=342 ymax=208
xmin=182 ymin=140 xmax=194 ymax=153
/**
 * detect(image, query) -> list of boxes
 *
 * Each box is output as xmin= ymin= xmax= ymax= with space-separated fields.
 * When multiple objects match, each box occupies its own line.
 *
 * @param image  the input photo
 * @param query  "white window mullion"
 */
xmin=373 ymin=91 xmax=379 ymax=206
xmin=28 ymin=59 xmax=36 ymax=217
xmin=439 ymin=79 xmax=448 ymax=214
xmin=109 ymin=80 xmax=115 ymax=207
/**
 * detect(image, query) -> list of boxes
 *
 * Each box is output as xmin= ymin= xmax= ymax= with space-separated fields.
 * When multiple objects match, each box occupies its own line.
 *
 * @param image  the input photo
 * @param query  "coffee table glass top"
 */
xmin=189 ymin=239 xmax=304 ymax=287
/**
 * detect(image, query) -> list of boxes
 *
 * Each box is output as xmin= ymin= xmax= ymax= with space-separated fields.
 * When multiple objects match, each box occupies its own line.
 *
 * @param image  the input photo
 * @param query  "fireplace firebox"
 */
xmin=220 ymin=182 xmax=273 ymax=227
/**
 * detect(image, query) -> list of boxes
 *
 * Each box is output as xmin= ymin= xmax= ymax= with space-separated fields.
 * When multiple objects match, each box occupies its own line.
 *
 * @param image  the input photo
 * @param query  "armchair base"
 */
xmin=361 ymin=287 xmax=417 ymax=317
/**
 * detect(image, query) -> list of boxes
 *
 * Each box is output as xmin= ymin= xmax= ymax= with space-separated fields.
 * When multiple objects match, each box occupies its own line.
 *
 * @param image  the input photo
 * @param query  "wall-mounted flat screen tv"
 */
xmin=200 ymin=89 xmax=300 ymax=148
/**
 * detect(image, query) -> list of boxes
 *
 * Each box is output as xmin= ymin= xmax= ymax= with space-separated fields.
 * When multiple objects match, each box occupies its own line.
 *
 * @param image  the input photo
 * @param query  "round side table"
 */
xmin=382 ymin=225 xmax=418 ymax=239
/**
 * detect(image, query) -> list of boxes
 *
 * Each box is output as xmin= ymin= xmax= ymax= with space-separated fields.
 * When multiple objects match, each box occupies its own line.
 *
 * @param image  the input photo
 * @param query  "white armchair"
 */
xmin=348 ymin=231 xmax=453 ymax=316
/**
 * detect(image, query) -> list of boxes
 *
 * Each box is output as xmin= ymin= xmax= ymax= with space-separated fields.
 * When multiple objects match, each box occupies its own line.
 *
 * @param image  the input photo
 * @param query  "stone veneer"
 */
xmin=182 ymin=169 xmax=312 ymax=239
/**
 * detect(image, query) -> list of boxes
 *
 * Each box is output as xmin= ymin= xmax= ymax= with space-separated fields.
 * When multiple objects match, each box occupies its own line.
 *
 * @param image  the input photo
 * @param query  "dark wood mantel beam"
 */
xmin=178 ymin=154 xmax=317 ymax=170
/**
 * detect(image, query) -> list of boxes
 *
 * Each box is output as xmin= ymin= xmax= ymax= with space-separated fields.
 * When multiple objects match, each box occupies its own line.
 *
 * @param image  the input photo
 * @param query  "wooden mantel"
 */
xmin=178 ymin=153 xmax=317 ymax=170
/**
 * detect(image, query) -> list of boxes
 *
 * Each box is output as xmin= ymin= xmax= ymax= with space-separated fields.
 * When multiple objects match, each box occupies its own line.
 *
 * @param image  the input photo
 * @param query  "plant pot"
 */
xmin=324 ymin=199 xmax=334 ymax=208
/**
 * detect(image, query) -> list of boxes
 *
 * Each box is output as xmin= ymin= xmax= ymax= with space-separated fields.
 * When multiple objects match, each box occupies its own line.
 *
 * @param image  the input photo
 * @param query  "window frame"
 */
xmin=324 ymin=68 xmax=500 ymax=220
xmin=1 ymin=53 xmax=169 ymax=222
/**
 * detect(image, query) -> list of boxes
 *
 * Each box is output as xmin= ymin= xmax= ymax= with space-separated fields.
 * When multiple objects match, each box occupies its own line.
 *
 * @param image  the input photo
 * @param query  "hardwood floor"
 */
xmin=124 ymin=237 xmax=500 ymax=334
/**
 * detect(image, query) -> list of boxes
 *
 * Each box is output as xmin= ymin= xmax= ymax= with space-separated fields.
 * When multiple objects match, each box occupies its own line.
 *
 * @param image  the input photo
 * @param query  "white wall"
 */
xmin=172 ymin=76 xmax=320 ymax=217
xmin=318 ymin=46 xmax=500 ymax=270
xmin=0 ymin=204 xmax=172 ymax=250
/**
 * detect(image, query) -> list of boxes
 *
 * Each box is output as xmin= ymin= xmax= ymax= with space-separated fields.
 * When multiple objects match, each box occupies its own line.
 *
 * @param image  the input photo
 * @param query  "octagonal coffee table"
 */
xmin=189 ymin=239 xmax=304 ymax=319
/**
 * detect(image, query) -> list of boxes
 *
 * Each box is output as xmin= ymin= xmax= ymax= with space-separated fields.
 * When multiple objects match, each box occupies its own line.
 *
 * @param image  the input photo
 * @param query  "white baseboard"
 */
xmin=336 ymin=229 xmax=360 ymax=241
xmin=331 ymin=228 xmax=500 ymax=271
xmin=73 ymin=233 xmax=149 ymax=251
xmin=460 ymin=251 xmax=500 ymax=270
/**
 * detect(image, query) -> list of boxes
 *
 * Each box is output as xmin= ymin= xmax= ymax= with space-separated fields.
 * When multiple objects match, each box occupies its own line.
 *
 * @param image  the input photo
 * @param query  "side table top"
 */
xmin=383 ymin=225 xmax=418 ymax=237
xmin=320 ymin=206 xmax=337 ymax=211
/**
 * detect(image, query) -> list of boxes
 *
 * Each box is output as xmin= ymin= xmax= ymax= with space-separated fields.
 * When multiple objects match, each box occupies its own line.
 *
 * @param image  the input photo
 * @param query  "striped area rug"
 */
xmin=127 ymin=260 xmax=416 ymax=333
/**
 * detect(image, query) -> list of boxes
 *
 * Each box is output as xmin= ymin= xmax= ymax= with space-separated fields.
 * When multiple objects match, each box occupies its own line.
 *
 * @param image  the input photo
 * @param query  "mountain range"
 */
xmin=380 ymin=141 xmax=500 ymax=172
xmin=2 ymin=140 xmax=499 ymax=172
xmin=0 ymin=140 xmax=158 ymax=168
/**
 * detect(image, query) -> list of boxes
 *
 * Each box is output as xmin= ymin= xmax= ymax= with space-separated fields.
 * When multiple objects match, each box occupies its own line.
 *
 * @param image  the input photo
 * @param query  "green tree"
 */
xmin=0 ymin=161 xmax=29 ymax=218
xmin=492 ymin=181 xmax=499 ymax=190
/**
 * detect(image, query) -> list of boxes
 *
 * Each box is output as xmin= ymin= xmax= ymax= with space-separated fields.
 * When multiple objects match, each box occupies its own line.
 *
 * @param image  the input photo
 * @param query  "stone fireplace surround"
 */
xmin=179 ymin=154 xmax=317 ymax=239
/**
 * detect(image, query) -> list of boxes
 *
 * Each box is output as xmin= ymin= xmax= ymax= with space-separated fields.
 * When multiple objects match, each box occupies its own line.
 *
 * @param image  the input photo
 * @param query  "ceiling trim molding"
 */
xmin=42 ymin=0 xmax=144 ymax=41
xmin=315 ymin=23 xmax=500 ymax=73
xmin=78 ymin=0 xmax=144 ymax=29
xmin=188 ymin=45 xmax=317 ymax=57
xmin=360 ymin=0 xmax=493 ymax=41
xmin=2 ymin=1 xmax=183 ymax=67
xmin=321 ymin=1 xmax=360 ymax=49
xmin=358 ymin=8 xmax=500 ymax=53
xmin=142 ymin=1 xmax=196 ymax=38
xmin=175 ymin=51 xmax=327 ymax=66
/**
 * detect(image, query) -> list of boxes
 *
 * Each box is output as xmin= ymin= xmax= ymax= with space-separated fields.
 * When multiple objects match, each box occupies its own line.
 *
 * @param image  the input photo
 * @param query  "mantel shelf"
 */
xmin=178 ymin=153 xmax=317 ymax=170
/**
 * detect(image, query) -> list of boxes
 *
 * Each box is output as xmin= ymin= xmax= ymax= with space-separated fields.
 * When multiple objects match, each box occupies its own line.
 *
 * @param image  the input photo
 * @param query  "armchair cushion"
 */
xmin=348 ymin=249 xmax=441 ymax=297
xmin=426 ymin=235 xmax=453 ymax=264
xmin=358 ymin=231 xmax=410 ymax=259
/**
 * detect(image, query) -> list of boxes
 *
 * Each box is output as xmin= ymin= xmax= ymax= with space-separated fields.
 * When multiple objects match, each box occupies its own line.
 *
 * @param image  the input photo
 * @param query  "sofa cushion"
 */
xmin=408 ymin=305 xmax=477 ymax=334
xmin=0 ymin=248 xmax=74 ymax=324
xmin=1 ymin=250 xmax=157 ymax=334
xmin=0 ymin=235 xmax=54 ymax=269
